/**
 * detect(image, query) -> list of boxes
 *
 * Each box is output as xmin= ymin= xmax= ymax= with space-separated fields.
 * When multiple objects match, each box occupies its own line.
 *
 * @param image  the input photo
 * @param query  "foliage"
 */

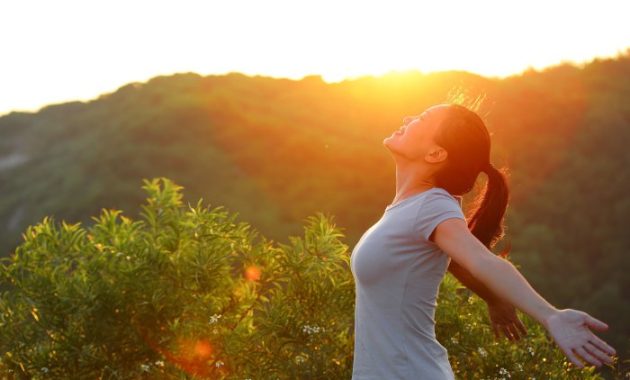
xmin=0 ymin=178 xmax=621 ymax=379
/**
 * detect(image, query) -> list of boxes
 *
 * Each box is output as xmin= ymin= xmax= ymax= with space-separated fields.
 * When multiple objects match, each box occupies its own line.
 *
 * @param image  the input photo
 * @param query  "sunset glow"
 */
xmin=1 ymin=0 xmax=629 ymax=115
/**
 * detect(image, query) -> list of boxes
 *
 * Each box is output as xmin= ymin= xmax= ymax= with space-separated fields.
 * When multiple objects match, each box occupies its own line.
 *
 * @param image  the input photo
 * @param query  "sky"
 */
xmin=1 ymin=0 xmax=629 ymax=116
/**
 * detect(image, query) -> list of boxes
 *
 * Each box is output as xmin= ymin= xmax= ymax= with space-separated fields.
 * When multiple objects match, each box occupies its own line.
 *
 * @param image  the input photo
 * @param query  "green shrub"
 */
xmin=0 ymin=178 xmax=613 ymax=379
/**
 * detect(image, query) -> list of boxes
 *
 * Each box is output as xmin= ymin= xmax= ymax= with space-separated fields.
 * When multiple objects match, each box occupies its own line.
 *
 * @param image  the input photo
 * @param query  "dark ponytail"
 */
xmin=467 ymin=163 xmax=510 ymax=255
xmin=432 ymin=103 xmax=511 ymax=257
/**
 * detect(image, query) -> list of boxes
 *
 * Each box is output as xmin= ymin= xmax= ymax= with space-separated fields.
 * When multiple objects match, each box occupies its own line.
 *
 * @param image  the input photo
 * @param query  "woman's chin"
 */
xmin=383 ymin=136 xmax=407 ymax=157
xmin=383 ymin=134 xmax=398 ymax=146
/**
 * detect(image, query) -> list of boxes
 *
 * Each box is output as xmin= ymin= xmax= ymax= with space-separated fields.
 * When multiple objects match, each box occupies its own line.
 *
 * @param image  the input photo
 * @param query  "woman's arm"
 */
xmin=433 ymin=218 xmax=617 ymax=368
xmin=447 ymin=259 xmax=501 ymax=304
xmin=447 ymin=259 xmax=528 ymax=341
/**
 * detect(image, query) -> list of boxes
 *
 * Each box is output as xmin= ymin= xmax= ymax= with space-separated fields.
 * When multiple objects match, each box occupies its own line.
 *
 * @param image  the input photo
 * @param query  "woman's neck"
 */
xmin=392 ymin=163 xmax=435 ymax=205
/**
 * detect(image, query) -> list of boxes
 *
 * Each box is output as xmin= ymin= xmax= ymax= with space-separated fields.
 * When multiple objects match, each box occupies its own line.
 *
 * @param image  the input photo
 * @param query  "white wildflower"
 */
xmin=41 ymin=367 xmax=49 ymax=373
xmin=498 ymin=367 xmax=511 ymax=378
xmin=477 ymin=347 xmax=488 ymax=357
xmin=450 ymin=337 xmax=459 ymax=344
xmin=209 ymin=314 xmax=222 ymax=324
xmin=140 ymin=364 xmax=150 ymax=372
xmin=215 ymin=360 xmax=224 ymax=368
xmin=302 ymin=324 xmax=325 ymax=334
xmin=154 ymin=360 xmax=165 ymax=367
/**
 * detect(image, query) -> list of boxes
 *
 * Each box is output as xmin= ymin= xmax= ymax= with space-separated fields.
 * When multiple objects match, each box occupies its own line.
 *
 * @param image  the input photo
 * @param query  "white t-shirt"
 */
xmin=350 ymin=187 xmax=466 ymax=380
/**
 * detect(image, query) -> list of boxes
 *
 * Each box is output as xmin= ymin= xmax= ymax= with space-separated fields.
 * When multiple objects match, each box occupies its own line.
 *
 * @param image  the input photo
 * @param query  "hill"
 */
xmin=0 ymin=50 xmax=629 ymax=364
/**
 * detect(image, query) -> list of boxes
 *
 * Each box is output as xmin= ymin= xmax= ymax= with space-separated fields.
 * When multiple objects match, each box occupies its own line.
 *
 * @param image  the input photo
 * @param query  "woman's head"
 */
xmin=384 ymin=103 xmax=510 ymax=251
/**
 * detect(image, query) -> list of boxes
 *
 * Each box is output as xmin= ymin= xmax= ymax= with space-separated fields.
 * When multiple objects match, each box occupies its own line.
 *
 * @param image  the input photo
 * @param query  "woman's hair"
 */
xmin=432 ymin=103 xmax=510 ymax=254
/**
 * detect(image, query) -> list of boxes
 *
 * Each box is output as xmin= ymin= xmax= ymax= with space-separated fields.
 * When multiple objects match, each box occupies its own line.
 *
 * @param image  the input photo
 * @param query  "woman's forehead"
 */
xmin=406 ymin=104 xmax=450 ymax=120
xmin=426 ymin=104 xmax=451 ymax=115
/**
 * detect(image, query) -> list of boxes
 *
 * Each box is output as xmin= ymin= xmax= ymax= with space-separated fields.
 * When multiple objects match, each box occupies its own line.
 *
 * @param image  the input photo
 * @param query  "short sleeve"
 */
xmin=414 ymin=190 xmax=466 ymax=242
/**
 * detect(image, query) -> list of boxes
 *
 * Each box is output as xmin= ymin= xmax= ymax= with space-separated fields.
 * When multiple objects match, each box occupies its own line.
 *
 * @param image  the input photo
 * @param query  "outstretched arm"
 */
xmin=447 ymin=259 xmax=527 ymax=341
xmin=447 ymin=258 xmax=499 ymax=303
xmin=434 ymin=218 xmax=617 ymax=369
xmin=445 ymin=196 xmax=527 ymax=341
xmin=445 ymin=198 xmax=504 ymax=305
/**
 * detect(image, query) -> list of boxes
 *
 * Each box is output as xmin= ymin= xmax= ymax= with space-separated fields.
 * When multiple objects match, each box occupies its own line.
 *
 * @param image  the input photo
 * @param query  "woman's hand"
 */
xmin=544 ymin=309 xmax=617 ymax=368
xmin=486 ymin=299 xmax=528 ymax=341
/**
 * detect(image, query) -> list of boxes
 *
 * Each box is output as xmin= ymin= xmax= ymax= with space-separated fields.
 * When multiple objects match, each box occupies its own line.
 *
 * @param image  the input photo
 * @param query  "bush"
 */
xmin=0 ymin=178 xmax=611 ymax=379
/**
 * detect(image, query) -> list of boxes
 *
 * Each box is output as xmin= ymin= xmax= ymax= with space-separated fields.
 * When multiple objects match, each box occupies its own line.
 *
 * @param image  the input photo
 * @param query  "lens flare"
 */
xmin=245 ymin=265 xmax=261 ymax=281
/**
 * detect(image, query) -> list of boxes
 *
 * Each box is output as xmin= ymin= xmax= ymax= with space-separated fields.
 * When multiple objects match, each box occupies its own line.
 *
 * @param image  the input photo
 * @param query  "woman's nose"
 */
xmin=402 ymin=116 xmax=418 ymax=125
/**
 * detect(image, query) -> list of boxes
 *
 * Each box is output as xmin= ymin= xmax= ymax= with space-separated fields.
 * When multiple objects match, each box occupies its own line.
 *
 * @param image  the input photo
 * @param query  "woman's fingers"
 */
xmin=507 ymin=324 xmax=522 ymax=340
xmin=501 ymin=325 xmax=515 ymax=341
xmin=588 ymin=334 xmax=617 ymax=356
xmin=574 ymin=346 xmax=602 ymax=367
xmin=585 ymin=342 xmax=614 ymax=365
xmin=494 ymin=322 xmax=526 ymax=341
xmin=561 ymin=346 xmax=584 ymax=368
xmin=516 ymin=318 xmax=528 ymax=336
xmin=491 ymin=324 xmax=500 ymax=340
xmin=584 ymin=314 xmax=609 ymax=332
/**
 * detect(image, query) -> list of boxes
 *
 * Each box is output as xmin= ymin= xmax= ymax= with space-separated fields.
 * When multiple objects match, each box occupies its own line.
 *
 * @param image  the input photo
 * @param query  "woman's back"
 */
xmin=350 ymin=187 xmax=466 ymax=380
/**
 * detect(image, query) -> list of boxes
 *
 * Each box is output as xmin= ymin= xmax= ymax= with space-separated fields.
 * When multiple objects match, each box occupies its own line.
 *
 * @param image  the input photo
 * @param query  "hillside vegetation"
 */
xmin=0 ymin=178 xmax=617 ymax=379
xmin=0 ymin=50 xmax=629 ymax=371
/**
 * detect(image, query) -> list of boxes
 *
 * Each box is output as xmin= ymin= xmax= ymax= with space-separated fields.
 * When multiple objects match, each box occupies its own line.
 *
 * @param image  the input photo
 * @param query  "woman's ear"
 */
xmin=425 ymin=146 xmax=448 ymax=164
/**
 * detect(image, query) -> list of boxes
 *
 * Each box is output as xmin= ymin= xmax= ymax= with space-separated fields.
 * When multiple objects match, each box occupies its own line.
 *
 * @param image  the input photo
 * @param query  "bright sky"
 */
xmin=1 ymin=0 xmax=629 ymax=116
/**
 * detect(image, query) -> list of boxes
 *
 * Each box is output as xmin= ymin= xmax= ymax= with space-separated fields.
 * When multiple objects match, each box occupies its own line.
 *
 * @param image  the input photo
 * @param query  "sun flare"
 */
xmin=1 ymin=0 xmax=629 ymax=114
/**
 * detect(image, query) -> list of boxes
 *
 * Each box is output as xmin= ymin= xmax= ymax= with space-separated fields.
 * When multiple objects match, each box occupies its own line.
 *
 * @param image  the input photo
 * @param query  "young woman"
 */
xmin=349 ymin=103 xmax=617 ymax=379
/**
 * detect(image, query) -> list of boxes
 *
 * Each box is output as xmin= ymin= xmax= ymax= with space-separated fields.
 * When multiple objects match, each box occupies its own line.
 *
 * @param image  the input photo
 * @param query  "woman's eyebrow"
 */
xmin=403 ymin=115 xmax=417 ymax=123
xmin=403 ymin=113 xmax=427 ymax=123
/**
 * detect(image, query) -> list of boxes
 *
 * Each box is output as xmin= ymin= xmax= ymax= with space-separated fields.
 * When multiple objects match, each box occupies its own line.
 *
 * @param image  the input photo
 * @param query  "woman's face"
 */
xmin=383 ymin=104 xmax=450 ymax=163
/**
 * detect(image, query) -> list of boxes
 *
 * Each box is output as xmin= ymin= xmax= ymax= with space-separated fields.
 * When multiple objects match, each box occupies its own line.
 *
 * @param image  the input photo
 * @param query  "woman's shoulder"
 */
xmin=416 ymin=187 xmax=465 ymax=217
xmin=427 ymin=187 xmax=462 ymax=204
xmin=414 ymin=188 xmax=466 ymax=241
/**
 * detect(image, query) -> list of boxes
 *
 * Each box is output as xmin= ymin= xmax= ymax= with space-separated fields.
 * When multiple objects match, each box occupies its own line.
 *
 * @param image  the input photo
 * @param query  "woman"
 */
xmin=349 ymin=103 xmax=617 ymax=379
